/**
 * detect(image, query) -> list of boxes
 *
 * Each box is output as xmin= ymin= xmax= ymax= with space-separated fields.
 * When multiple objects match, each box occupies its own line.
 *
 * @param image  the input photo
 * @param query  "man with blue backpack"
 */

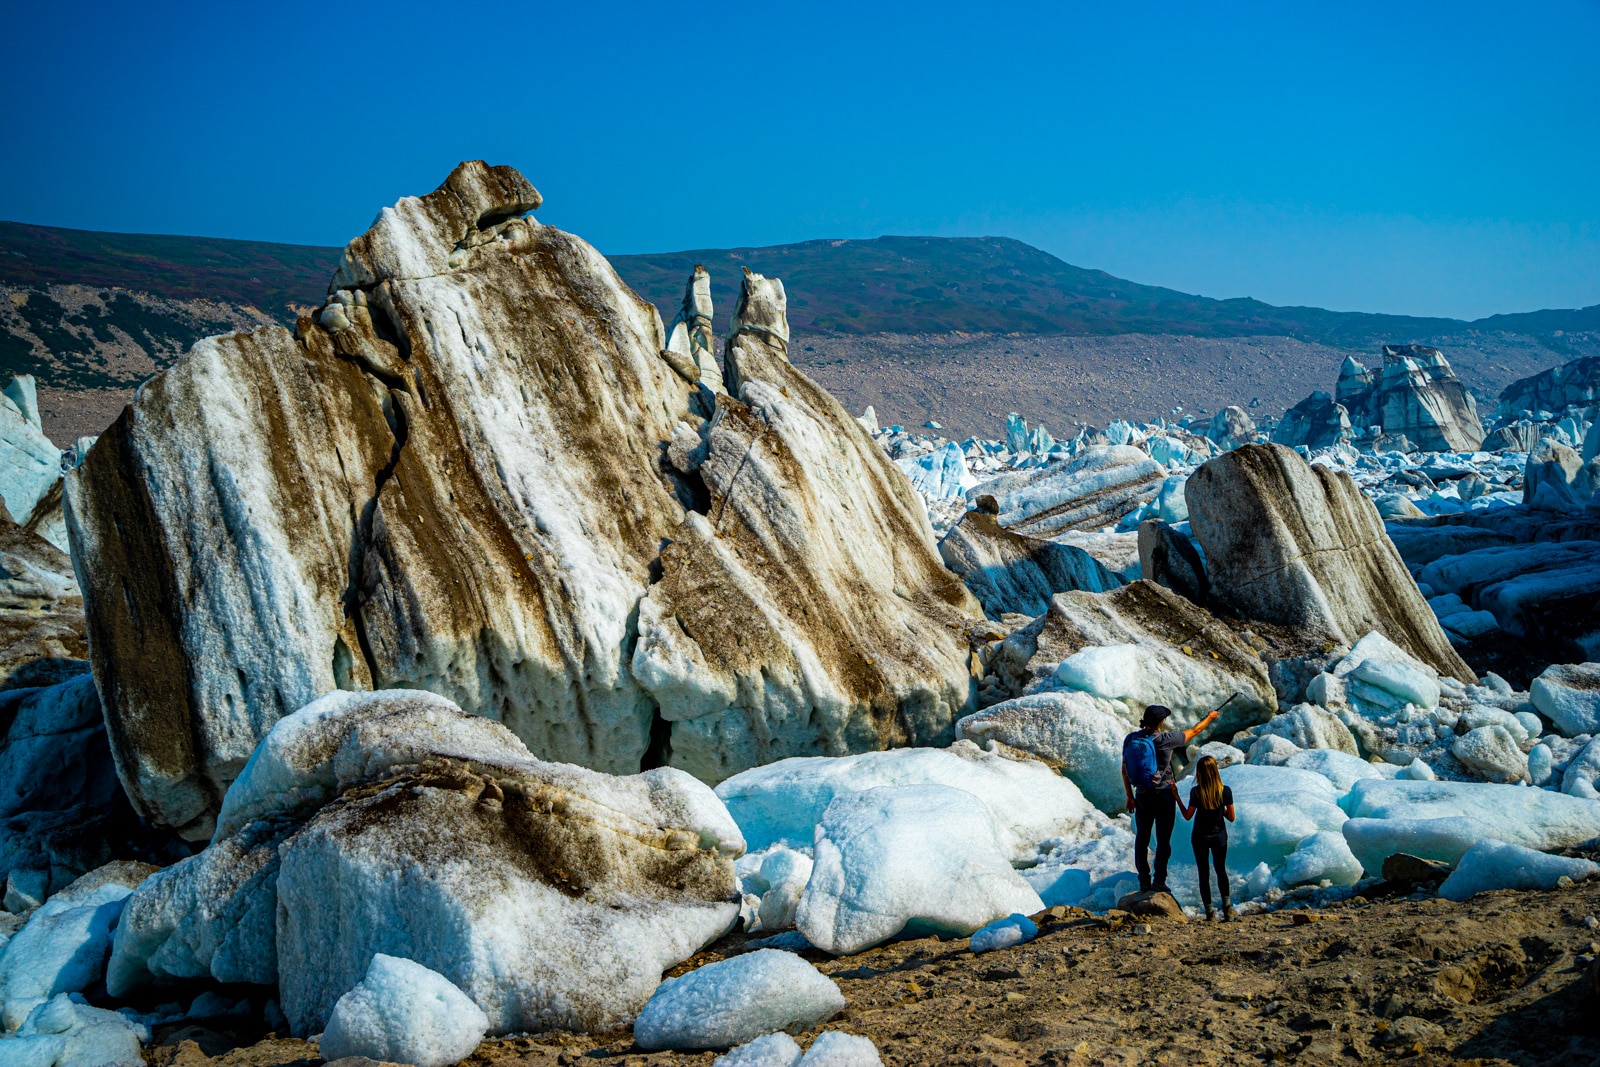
xmin=1122 ymin=701 xmax=1225 ymax=894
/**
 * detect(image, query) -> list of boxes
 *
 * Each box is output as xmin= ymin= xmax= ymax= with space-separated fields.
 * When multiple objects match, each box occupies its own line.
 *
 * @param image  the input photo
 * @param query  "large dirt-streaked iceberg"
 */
xmin=64 ymin=163 xmax=980 ymax=836
xmin=1185 ymin=443 xmax=1474 ymax=683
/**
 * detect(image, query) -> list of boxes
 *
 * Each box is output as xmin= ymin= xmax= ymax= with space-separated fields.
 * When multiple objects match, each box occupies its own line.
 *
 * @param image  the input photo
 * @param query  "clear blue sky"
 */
xmin=3 ymin=1 xmax=1597 ymax=320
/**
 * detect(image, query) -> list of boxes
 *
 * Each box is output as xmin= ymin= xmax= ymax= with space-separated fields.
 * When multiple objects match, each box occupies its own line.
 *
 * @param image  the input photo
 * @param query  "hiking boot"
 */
xmin=1204 ymin=907 xmax=1216 ymax=922
xmin=1222 ymin=903 xmax=1237 ymax=922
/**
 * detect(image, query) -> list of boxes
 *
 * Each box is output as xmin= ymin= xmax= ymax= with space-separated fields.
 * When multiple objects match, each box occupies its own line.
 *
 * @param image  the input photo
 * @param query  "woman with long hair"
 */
xmin=1176 ymin=755 xmax=1236 ymax=921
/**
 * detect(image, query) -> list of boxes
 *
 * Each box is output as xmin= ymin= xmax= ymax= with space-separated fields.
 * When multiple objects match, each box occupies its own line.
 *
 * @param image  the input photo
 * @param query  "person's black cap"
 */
xmin=1141 ymin=704 xmax=1172 ymax=728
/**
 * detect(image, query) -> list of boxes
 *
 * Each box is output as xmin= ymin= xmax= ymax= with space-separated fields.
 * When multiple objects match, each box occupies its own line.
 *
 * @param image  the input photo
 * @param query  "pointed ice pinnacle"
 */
xmin=665 ymin=265 xmax=723 ymax=393
xmin=731 ymin=268 xmax=789 ymax=350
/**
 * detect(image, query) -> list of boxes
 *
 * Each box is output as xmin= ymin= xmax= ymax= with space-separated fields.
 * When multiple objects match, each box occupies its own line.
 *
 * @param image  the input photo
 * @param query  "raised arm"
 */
xmin=1182 ymin=708 xmax=1221 ymax=744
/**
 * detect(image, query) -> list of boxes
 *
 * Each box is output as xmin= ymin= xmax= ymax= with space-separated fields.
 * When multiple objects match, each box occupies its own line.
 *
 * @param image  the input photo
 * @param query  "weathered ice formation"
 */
xmin=1273 ymin=392 xmax=1352 ymax=450
xmin=0 ymin=376 xmax=65 ymax=543
xmin=1335 ymin=356 xmax=1373 ymax=406
xmin=0 ymin=506 xmax=89 ymax=699
xmin=1205 ymin=406 xmax=1256 ymax=451
xmin=1137 ymin=519 xmax=1208 ymax=606
xmin=0 ymin=675 xmax=117 ymax=821
xmin=66 ymin=164 xmax=980 ymax=836
xmin=1524 ymin=439 xmax=1600 ymax=512
xmin=1298 ymin=346 xmax=1485 ymax=452
xmin=1186 ymin=444 xmax=1475 ymax=682
xmin=1499 ymin=355 xmax=1600 ymax=418
xmin=663 ymin=265 xmax=723 ymax=396
xmin=937 ymin=510 xmax=1119 ymax=619
xmin=988 ymin=580 xmax=1278 ymax=732
xmin=1419 ymin=541 xmax=1600 ymax=662
xmin=971 ymin=445 xmax=1167 ymax=538
xmin=0 ymin=511 xmax=76 ymax=611
xmin=1482 ymin=420 xmax=1540 ymax=453
xmin=630 ymin=270 xmax=981 ymax=782
xmin=107 ymin=690 xmax=743 ymax=1037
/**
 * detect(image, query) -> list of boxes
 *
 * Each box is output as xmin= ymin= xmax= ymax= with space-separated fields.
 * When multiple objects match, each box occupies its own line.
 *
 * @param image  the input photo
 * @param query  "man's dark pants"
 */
xmin=1134 ymin=787 xmax=1176 ymax=891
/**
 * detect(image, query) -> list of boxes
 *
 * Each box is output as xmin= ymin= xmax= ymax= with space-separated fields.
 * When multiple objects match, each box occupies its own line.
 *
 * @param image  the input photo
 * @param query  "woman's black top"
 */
xmin=1190 ymin=784 xmax=1233 ymax=842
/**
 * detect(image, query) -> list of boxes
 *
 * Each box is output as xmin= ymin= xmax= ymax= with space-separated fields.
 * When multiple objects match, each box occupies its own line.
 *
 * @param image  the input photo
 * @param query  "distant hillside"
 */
xmin=0 ymin=221 xmax=338 ymax=320
xmin=614 ymin=236 xmax=1470 ymax=344
xmin=7 ymin=221 xmax=1598 ymax=345
xmin=3 ymin=220 xmax=1597 ymax=442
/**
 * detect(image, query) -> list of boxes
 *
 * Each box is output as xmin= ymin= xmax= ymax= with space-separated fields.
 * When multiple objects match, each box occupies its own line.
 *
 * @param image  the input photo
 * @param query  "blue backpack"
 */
xmin=1123 ymin=731 xmax=1163 ymax=789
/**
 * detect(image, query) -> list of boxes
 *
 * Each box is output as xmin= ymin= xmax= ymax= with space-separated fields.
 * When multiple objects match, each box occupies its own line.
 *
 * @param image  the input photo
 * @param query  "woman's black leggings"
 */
xmin=1194 ymin=836 xmax=1229 ymax=909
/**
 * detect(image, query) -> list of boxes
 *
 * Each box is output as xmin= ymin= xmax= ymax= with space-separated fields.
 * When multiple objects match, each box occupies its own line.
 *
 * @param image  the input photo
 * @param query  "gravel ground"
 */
xmin=790 ymin=331 xmax=1593 ymax=442
xmin=146 ymin=878 xmax=1600 ymax=1067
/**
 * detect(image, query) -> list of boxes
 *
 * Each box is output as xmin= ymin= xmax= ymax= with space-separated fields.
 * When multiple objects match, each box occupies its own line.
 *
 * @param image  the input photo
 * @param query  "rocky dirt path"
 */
xmin=148 ymin=881 xmax=1600 ymax=1067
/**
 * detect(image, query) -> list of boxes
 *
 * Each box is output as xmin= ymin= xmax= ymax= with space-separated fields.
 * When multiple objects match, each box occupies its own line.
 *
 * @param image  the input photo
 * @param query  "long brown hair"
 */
xmin=1193 ymin=755 xmax=1225 ymax=810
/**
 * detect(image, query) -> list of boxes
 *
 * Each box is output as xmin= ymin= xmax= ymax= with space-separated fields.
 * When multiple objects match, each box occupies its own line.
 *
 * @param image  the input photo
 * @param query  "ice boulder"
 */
xmin=715 ymin=1032 xmax=804 ymax=1067
xmin=1561 ymin=738 xmax=1600 ymax=799
xmin=970 ymin=913 xmax=1038 ymax=954
xmin=1147 ymin=436 xmax=1197 ymax=469
xmin=1274 ymin=392 xmax=1352 ymax=451
xmin=973 ymin=445 xmax=1168 ymax=538
xmin=633 ymin=950 xmax=845 ymax=1050
xmin=319 ymin=954 xmax=488 ymax=1067
xmin=938 ymin=510 xmax=1119 ymax=619
xmin=1206 ymin=406 xmax=1256 ymax=451
xmin=801 ymin=1031 xmax=883 ymax=1065
xmin=212 ymin=688 xmax=533 ymax=838
xmin=109 ymin=690 xmax=744 ymax=1037
xmin=1191 ymin=741 xmax=1246 ymax=772
xmin=0 ymin=865 xmax=150 ymax=1029
xmin=1397 ymin=758 xmax=1436 ymax=781
xmin=0 ymin=375 xmax=65 ymax=532
xmin=1439 ymin=840 xmax=1600 ymax=902
xmin=1245 ymin=734 xmax=1300 ymax=766
xmin=955 ymin=691 xmax=1131 ymax=812
xmin=106 ymin=816 xmax=293 ymax=992
xmin=0 ymin=807 xmax=117 ymax=912
xmin=0 ymin=676 xmax=119 ymax=821
xmin=1459 ymin=705 xmax=1531 ymax=744
xmin=1530 ymin=664 xmax=1600 ymax=736
xmin=1524 ymin=438 xmax=1597 ymax=512
xmin=1280 ymin=830 xmax=1365 ymax=888
xmin=1528 ymin=743 xmax=1555 ymax=787
xmin=1452 ymin=725 xmax=1530 ymax=784
xmin=1254 ymin=704 xmax=1358 ymax=755
xmin=1416 ymin=541 xmax=1600 ymax=660
xmin=1344 ymin=659 xmax=1440 ymax=714
xmin=715 ymin=741 xmax=1101 ymax=863
xmin=1341 ymin=779 xmax=1600 ymax=871
xmin=796 ymin=785 xmax=1044 ymax=954
xmin=744 ymin=848 xmax=814 ymax=933
xmin=1020 ymin=823 xmax=1137 ymax=909
xmin=1283 ymin=749 xmax=1395 ymax=793
xmin=0 ymin=993 xmax=147 ymax=1067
